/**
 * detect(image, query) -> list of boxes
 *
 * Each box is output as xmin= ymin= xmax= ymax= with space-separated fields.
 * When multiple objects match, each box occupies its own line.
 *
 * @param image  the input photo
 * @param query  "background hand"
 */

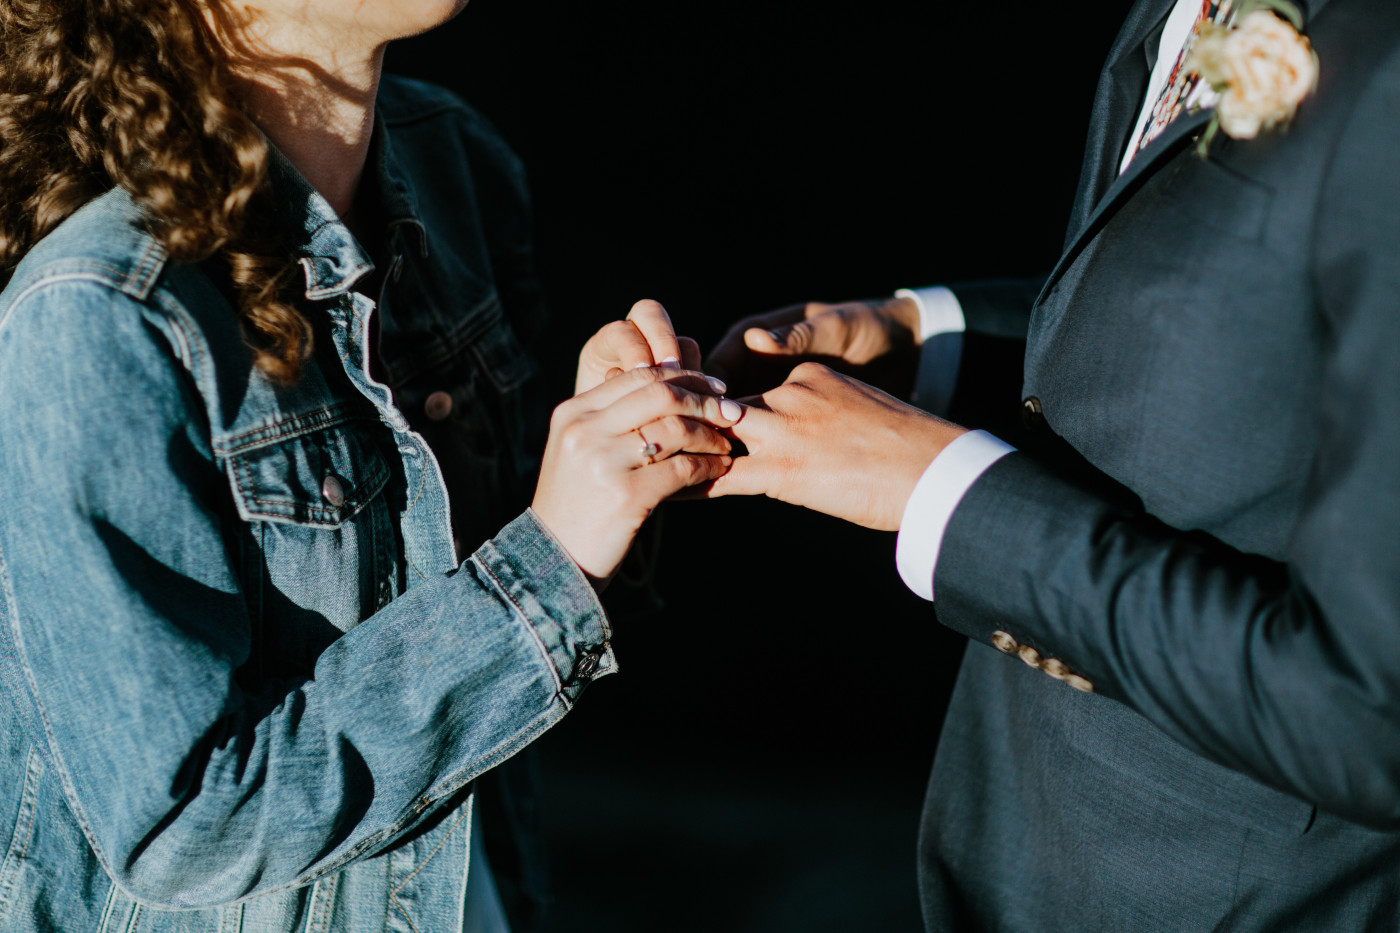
xmin=575 ymin=298 xmax=704 ymax=395
xmin=704 ymin=295 xmax=922 ymax=398
xmin=704 ymin=362 xmax=965 ymax=531
xmin=533 ymin=365 xmax=740 ymax=585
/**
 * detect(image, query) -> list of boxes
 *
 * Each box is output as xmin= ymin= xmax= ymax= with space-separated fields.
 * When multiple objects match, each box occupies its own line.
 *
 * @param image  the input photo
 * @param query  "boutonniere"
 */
xmin=1186 ymin=0 xmax=1318 ymax=153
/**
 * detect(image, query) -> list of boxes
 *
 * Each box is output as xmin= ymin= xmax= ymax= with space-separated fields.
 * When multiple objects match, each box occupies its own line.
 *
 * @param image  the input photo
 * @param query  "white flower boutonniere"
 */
xmin=1186 ymin=0 xmax=1318 ymax=152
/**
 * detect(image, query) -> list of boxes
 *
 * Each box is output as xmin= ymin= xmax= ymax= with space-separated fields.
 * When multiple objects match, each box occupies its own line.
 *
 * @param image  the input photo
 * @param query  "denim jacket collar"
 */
xmin=268 ymin=110 xmax=428 ymax=302
xmin=373 ymin=111 xmax=430 ymax=261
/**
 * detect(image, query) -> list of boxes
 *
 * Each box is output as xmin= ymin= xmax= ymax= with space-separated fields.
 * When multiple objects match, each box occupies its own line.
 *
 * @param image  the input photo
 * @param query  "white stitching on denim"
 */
xmin=474 ymin=555 xmax=565 ymax=698
xmin=0 ymin=529 xmax=131 ymax=902
xmin=390 ymin=897 xmax=422 ymax=933
xmin=120 ymin=238 xmax=168 ymax=300
xmin=302 ymin=869 xmax=340 ymax=933
xmin=215 ymin=405 xmax=351 ymax=455
xmin=95 ymin=882 xmax=122 ymax=933
xmin=391 ymin=805 xmax=469 ymax=898
xmin=387 ymin=803 xmax=469 ymax=933
xmin=217 ymin=900 xmax=244 ymax=933
xmin=0 ymin=748 xmax=42 ymax=925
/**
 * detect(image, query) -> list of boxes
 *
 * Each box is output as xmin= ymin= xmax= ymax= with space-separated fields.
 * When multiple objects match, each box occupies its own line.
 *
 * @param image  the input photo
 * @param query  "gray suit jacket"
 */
xmin=920 ymin=0 xmax=1400 ymax=928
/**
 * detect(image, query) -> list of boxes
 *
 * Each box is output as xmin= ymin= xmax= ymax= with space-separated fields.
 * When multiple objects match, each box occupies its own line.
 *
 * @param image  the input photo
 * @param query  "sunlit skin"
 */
xmin=202 ymin=0 xmax=735 ymax=586
xmin=210 ymin=0 xmax=470 ymax=216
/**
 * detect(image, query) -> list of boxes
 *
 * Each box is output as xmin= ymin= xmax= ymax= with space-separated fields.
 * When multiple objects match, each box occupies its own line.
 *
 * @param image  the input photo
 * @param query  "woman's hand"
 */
xmin=534 ymin=365 xmax=741 ymax=585
xmin=575 ymin=299 xmax=703 ymax=395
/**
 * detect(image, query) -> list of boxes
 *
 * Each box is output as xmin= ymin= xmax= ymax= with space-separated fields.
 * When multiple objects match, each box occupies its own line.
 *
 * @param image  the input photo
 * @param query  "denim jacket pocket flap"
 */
xmin=470 ymin=317 xmax=534 ymax=394
xmin=225 ymin=419 xmax=389 ymax=527
xmin=438 ymin=296 xmax=534 ymax=394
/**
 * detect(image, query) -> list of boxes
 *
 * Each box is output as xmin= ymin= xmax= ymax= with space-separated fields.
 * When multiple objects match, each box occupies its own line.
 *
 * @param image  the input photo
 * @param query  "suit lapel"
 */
xmin=1040 ymin=0 xmax=1329 ymax=307
xmin=1063 ymin=0 xmax=1180 ymax=244
xmin=1040 ymin=106 xmax=1213 ymax=302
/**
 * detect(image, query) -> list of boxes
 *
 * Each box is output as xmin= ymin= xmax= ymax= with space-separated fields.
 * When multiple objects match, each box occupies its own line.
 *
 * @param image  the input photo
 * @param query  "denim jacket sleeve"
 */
xmin=0 ymin=275 xmax=612 ymax=908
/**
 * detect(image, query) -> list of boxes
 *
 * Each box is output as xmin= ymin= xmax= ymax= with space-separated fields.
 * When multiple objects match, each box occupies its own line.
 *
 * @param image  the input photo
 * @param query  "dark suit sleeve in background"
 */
xmin=943 ymin=278 xmax=1044 ymax=442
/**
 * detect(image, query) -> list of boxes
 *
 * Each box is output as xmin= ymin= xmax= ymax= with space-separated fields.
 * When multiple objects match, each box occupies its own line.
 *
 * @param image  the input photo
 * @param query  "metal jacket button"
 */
xmin=1021 ymin=396 xmax=1044 ymax=430
xmin=574 ymin=650 xmax=601 ymax=682
xmin=321 ymin=475 xmax=345 ymax=507
xmin=424 ymin=391 xmax=454 ymax=421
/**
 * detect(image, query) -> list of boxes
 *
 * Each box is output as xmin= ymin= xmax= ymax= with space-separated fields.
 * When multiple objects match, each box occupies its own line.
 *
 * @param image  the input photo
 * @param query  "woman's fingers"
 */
xmin=594 ymin=378 xmax=743 ymax=438
xmin=632 ymin=416 xmax=732 ymax=464
xmin=603 ymin=336 xmax=699 ymax=384
xmin=633 ymin=453 xmax=734 ymax=501
xmin=570 ymin=363 xmax=726 ymax=413
xmin=576 ymin=301 xmax=709 ymax=395
xmin=598 ymin=319 xmax=656 ymax=371
xmin=627 ymin=299 xmax=682 ymax=368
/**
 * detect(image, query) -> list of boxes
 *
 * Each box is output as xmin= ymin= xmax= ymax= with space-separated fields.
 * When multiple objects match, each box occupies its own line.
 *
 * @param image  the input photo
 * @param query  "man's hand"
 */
xmin=702 ymin=363 xmax=966 ymax=531
xmin=705 ymin=296 xmax=923 ymax=398
xmin=576 ymin=299 xmax=703 ymax=396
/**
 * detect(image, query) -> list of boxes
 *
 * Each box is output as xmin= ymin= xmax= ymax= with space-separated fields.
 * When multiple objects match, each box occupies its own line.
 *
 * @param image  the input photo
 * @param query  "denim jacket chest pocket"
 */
xmin=218 ymin=407 xmax=397 ymax=677
xmin=384 ymin=293 xmax=540 ymax=557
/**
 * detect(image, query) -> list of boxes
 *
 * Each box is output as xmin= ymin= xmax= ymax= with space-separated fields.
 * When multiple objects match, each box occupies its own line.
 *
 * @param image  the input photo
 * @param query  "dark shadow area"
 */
xmin=386 ymin=2 xmax=1121 ymax=928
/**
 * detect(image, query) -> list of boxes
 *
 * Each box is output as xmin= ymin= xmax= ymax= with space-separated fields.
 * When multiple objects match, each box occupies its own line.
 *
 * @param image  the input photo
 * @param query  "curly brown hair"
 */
xmin=0 ymin=0 xmax=311 ymax=382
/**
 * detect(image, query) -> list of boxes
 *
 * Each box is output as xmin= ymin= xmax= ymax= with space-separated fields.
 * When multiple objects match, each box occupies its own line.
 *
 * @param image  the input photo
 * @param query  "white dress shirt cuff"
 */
xmin=897 ymin=287 xmax=966 ymax=416
xmin=895 ymin=429 xmax=1016 ymax=601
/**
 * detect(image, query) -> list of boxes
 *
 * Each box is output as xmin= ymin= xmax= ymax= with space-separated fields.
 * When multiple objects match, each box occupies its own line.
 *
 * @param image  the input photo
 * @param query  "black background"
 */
xmin=387 ymin=3 xmax=1123 ymax=930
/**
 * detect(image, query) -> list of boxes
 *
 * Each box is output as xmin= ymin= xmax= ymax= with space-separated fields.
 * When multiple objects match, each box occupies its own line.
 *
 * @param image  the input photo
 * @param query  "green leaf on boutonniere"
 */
xmin=1195 ymin=115 xmax=1223 ymax=157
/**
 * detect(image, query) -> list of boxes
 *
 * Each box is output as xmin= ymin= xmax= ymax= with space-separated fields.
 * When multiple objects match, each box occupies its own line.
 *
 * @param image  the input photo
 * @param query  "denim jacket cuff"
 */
xmin=471 ymin=510 xmax=616 ymax=704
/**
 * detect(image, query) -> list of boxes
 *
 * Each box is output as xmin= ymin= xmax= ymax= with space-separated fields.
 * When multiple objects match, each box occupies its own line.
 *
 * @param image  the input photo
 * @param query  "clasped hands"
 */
xmin=531 ymin=297 xmax=967 ymax=585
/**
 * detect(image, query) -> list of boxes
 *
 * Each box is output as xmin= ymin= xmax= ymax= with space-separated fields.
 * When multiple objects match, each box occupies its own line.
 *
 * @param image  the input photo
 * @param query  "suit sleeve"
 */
xmin=946 ymin=277 xmax=1045 ymax=340
xmin=0 ymin=278 xmax=612 ymax=907
xmin=930 ymin=57 xmax=1400 ymax=827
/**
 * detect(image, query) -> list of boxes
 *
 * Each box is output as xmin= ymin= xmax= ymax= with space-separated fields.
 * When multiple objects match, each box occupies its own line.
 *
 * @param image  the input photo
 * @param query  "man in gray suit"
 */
xmin=706 ymin=0 xmax=1400 ymax=927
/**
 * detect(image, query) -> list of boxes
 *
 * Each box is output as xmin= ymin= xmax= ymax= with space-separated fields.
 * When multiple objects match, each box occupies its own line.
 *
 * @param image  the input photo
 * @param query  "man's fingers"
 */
xmin=687 ymin=455 xmax=770 ymax=499
xmin=679 ymin=336 xmax=702 ymax=372
xmin=705 ymin=330 xmax=746 ymax=383
xmin=745 ymin=310 xmax=847 ymax=358
xmin=705 ymin=304 xmax=810 ymax=379
xmin=723 ymin=394 xmax=781 ymax=448
xmin=627 ymin=299 xmax=682 ymax=369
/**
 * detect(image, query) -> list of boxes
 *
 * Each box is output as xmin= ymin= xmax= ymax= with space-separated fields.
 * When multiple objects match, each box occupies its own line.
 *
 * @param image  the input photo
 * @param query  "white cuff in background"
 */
xmin=897 ymin=286 xmax=966 ymax=341
xmin=896 ymin=287 xmax=967 ymax=416
xmin=895 ymin=430 xmax=1016 ymax=601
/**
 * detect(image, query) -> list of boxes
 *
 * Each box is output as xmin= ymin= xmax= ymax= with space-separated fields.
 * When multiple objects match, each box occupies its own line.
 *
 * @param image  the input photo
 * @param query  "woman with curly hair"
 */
xmin=0 ymin=0 xmax=735 ymax=930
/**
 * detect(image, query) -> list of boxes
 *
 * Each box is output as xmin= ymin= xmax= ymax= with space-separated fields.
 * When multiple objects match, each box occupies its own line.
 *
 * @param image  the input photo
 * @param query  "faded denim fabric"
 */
xmin=0 ymin=77 xmax=613 ymax=932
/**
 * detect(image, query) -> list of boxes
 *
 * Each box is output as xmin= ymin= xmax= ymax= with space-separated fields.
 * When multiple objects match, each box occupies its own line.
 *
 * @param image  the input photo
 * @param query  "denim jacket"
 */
xmin=0 ymin=76 xmax=613 ymax=931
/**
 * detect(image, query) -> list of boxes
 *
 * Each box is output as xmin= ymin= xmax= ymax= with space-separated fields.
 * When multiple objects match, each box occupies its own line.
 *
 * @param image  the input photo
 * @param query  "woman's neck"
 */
xmin=222 ymin=13 xmax=387 ymax=218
